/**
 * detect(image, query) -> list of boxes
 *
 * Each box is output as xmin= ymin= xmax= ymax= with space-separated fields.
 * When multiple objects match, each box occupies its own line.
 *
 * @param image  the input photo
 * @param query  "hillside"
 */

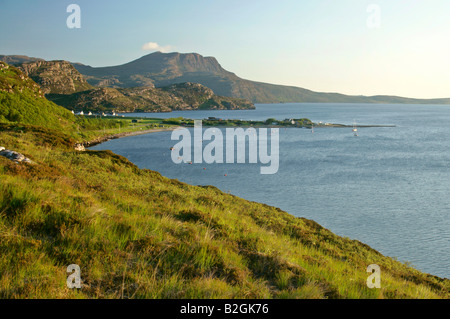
xmin=0 ymin=55 xmax=44 ymax=66
xmin=71 ymin=52 xmax=450 ymax=104
xmin=47 ymin=82 xmax=255 ymax=113
xmin=160 ymin=82 xmax=255 ymax=111
xmin=0 ymin=64 xmax=449 ymax=299
xmin=0 ymin=62 xmax=75 ymax=130
xmin=0 ymin=62 xmax=148 ymax=141
xmin=0 ymin=57 xmax=254 ymax=113
xmin=17 ymin=60 xmax=94 ymax=95
xmin=1 ymin=125 xmax=448 ymax=299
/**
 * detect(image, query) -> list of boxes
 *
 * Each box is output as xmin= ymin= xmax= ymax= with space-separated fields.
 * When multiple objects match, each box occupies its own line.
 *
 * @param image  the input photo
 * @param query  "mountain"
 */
xmin=17 ymin=60 xmax=94 ymax=95
xmin=3 ymin=53 xmax=450 ymax=104
xmin=73 ymin=52 xmax=303 ymax=103
xmin=0 ymin=54 xmax=44 ymax=66
xmin=72 ymin=52 xmax=230 ymax=88
xmin=72 ymin=51 xmax=450 ymax=104
xmin=0 ymin=57 xmax=254 ymax=112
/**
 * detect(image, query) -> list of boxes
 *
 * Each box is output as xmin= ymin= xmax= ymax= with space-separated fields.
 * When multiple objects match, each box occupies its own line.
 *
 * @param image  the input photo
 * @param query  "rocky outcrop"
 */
xmin=161 ymin=82 xmax=214 ymax=105
xmin=46 ymin=82 xmax=255 ymax=113
xmin=17 ymin=60 xmax=93 ymax=95
xmin=161 ymin=82 xmax=254 ymax=110
xmin=1 ymin=57 xmax=254 ymax=112
xmin=0 ymin=147 xmax=34 ymax=164
xmin=48 ymin=87 xmax=137 ymax=112
xmin=0 ymin=62 xmax=44 ymax=98
xmin=74 ymin=144 xmax=85 ymax=151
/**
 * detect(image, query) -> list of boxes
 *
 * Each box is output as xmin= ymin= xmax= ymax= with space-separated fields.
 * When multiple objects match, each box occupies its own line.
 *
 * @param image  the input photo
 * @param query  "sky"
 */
xmin=1 ymin=0 xmax=450 ymax=99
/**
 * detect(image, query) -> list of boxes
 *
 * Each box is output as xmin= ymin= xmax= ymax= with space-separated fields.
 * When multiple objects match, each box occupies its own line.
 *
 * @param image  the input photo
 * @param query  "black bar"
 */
xmin=0 ymin=299 xmax=448 ymax=318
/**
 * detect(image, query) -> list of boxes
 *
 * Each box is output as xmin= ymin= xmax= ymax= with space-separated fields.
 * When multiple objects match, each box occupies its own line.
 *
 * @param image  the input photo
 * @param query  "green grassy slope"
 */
xmin=0 ymin=62 xmax=75 ymax=131
xmin=0 ymin=126 xmax=448 ymax=299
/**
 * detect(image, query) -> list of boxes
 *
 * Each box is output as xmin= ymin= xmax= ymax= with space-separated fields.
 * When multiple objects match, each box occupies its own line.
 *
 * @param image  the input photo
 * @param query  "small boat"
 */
xmin=352 ymin=121 xmax=358 ymax=137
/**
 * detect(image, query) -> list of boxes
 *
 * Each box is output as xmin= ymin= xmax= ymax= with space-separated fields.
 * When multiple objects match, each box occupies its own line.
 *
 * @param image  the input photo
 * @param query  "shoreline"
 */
xmin=79 ymin=122 xmax=396 ymax=149
xmin=81 ymin=126 xmax=181 ymax=149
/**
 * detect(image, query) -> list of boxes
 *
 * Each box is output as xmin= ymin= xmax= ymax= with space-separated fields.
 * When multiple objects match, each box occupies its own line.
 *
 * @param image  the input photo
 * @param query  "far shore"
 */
xmin=80 ymin=119 xmax=396 ymax=150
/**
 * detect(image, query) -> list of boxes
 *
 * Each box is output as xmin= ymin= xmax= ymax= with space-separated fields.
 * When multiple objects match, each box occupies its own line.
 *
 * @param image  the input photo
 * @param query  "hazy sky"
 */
xmin=1 ymin=0 xmax=449 ymax=99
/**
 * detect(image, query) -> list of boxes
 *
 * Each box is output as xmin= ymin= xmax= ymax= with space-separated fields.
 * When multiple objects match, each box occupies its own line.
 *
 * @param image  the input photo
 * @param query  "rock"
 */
xmin=17 ymin=60 xmax=93 ymax=95
xmin=74 ymin=143 xmax=85 ymax=151
xmin=0 ymin=149 xmax=35 ymax=164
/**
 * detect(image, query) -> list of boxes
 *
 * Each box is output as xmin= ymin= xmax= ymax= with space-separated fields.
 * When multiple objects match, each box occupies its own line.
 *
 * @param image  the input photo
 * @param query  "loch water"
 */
xmin=91 ymin=103 xmax=450 ymax=279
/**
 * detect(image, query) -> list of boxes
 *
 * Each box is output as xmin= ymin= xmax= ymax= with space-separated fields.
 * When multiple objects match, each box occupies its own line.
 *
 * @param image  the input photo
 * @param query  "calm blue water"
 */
xmin=93 ymin=103 xmax=450 ymax=279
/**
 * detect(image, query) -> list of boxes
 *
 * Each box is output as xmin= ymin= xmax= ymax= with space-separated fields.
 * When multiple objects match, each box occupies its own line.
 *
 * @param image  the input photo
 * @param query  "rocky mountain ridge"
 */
xmin=47 ymin=82 xmax=255 ymax=113
xmin=17 ymin=60 xmax=94 ymax=94
xmin=71 ymin=51 xmax=450 ymax=104
xmin=4 ymin=52 xmax=450 ymax=105
xmin=0 ymin=57 xmax=254 ymax=112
